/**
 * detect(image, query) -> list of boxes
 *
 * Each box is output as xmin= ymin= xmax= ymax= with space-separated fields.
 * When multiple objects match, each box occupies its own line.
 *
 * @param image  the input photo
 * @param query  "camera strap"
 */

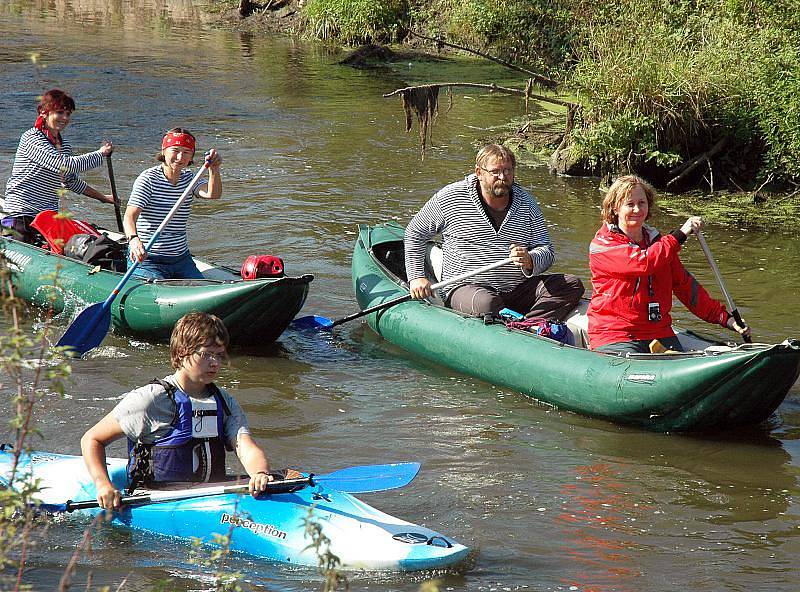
xmin=640 ymin=231 xmax=656 ymax=299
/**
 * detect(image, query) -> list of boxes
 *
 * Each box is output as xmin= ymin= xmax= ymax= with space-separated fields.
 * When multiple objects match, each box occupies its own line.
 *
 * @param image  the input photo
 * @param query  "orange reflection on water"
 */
xmin=555 ymin=463 xmax=649 ymax=592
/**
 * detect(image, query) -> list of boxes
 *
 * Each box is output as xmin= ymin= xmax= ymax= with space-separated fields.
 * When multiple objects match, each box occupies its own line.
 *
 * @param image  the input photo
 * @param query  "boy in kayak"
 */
xmin=81 ymin=312 xmax=296 ymax=511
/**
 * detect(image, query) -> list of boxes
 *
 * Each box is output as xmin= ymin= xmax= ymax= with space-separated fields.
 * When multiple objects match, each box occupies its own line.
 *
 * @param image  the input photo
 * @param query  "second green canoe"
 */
xmin=351 ymin=222 xmax=800 ymax=432
xmin=1 ymin=235 xmax=312 ymax=346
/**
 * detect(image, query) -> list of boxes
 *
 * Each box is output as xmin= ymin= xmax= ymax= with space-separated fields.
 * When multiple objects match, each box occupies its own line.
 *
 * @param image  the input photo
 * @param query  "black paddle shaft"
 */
xmin=330 ymin=295 xmax=413 ymax=327
xmin=61 ymin=476 xmax=315 ymax=512
xmin=106 ymin=156 xmax=124 ymax=232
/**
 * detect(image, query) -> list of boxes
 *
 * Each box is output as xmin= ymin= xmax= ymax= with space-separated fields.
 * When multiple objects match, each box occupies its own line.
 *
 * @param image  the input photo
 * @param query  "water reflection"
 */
xmin=22 ymin=0 xmax=208 ymax=27
xmin=557 ymin=463 xmax=642 ymax=592
xmin=551 ymin=427 xmax=799 ymax=590
xmin=237 ymin=30 xmax=255 ymax=59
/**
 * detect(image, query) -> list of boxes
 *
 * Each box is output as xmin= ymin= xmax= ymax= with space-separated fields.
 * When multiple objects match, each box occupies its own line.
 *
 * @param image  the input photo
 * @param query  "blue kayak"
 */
xmin=0 ymin=449 xmax=469 ymax=572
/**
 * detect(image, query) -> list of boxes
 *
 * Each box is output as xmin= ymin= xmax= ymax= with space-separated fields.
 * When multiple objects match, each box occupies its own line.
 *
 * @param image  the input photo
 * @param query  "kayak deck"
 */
xmin=0 ymin=449 xmax=469 ymax=572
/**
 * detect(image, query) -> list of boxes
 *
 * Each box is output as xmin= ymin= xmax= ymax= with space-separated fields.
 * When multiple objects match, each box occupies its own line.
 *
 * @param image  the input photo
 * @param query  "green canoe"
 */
xmin=351 ymin=222 xmax=800 ymax=432
xmin=1 ymin=235 xmax=312 ymax=346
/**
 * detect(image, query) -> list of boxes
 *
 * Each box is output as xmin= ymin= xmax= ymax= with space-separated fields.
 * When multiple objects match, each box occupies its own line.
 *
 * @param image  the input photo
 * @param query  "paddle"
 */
xmin=293 ymin=256 xmax=515 ymax=330
xmin=56 ymin=162 xmax=210 ymax=357
xmin=38 ymin=461 xmax=421 ymax=513
xmin=696 ymin=230 xmax=751 ymax=343
xmin=106 ymin=154 xmax=124 ymax=232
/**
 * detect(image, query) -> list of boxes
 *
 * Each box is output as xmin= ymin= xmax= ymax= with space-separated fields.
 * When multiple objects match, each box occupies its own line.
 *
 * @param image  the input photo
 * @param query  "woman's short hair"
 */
xmin=38 ymin=89 xmax=76 ymax=114
xmin=601 ymin=175 xmax=657 ymax=224
xmin=476 ymin=144 xmax=516 ymax=170
xmin=170 ymin=312 xmax=229 ymax=369
xmin=156 ymin=127 xmax=196 ymax=165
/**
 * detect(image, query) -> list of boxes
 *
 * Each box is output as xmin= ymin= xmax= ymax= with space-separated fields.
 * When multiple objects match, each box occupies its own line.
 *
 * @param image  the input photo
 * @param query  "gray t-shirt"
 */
xmin=112 ymin=374 xmax=250 ymax=450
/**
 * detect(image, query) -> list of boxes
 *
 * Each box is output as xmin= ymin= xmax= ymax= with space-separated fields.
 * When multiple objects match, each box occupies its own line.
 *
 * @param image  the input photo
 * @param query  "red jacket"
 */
xmin=587 ymin=223 xmax=729 ymax=350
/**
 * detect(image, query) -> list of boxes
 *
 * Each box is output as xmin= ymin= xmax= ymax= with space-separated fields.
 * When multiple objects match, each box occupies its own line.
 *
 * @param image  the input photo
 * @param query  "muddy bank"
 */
xmin=211 ymin=0 xmax=303 ymax=35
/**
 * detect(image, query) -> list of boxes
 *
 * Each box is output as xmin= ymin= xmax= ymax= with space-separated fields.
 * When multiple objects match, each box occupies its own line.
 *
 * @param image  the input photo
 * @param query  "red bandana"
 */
xmin=34 ymin=113 xmax=60 ymax=146
xmin=161 ymin=131 xmax=195 ymax=152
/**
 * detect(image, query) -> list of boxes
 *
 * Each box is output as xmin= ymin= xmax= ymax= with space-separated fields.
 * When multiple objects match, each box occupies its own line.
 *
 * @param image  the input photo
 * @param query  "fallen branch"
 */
xmin=667 ymin=136 xmax=729 ymax=187
xmin=384 ymin=83 xmax=575 ymax=109
xmin=552 ymin=104 xmax=578 ymax=154
xmin=408 ymin=30 xmax=557 ymax=91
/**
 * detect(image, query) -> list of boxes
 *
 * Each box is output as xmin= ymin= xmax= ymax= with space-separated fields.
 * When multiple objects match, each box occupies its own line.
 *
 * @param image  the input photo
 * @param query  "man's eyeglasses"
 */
xmin=481 ymin=166 xmax=514 ymax=179
xmin=194 ymin=350 xmax=227 ymax=363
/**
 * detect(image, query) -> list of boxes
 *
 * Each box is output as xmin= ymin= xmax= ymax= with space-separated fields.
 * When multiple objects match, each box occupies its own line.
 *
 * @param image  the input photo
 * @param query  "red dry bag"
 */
xmin=241 ymin=255 xmax=284 ymax=280
xmin=31 ymin=210 xmax=101 ymax=254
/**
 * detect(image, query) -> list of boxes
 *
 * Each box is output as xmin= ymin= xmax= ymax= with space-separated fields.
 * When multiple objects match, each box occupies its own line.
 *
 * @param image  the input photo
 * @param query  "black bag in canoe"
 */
xmin=64 ymin=233 xmax=128 ymax=273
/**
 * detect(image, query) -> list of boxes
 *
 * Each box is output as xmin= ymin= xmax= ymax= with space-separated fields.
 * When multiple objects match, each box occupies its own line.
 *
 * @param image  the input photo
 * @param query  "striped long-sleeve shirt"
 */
xmin=404 ymin=174 xmax=556 ymax=298
xmin=128 ymin=165 xmax=207 ymax=257
xmin=4 ymin=128 xmax=104 ymax=217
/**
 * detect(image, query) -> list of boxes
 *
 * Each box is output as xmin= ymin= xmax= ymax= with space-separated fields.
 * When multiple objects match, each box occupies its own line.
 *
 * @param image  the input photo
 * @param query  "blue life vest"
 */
xmin=127 ymin=380 xmax=231 ymax=489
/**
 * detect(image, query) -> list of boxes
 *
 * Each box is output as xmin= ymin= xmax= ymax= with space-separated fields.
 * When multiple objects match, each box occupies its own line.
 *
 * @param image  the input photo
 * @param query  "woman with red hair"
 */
xmin=122 ymin=128 xmax=222 ymax=280
xmin=2 ymin=89 xmax=113 ymax=243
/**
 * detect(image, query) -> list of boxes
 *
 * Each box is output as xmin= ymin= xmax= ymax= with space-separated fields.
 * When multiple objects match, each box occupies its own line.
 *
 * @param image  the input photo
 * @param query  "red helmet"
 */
xmin=241 ymin=255 xmax=284 ymax=280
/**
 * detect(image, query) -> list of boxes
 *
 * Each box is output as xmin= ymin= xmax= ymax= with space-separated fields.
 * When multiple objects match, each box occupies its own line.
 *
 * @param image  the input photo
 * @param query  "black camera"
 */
xmin=648 ymin=302 xmax=662 ymax=322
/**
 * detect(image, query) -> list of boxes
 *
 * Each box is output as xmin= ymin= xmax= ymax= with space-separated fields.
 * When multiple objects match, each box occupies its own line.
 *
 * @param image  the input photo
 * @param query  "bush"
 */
xmin=298 ymin=0 xmax=800 ymax=187
xmin=301 ymin=0 xmax=408 ymax=44
xmin=747 ymin=31 xmax=800 ymax=183
xmin=432 ymin=0 xmax=575 ymax=74
xmin=565 ymin=1 xmax=799 ymax=186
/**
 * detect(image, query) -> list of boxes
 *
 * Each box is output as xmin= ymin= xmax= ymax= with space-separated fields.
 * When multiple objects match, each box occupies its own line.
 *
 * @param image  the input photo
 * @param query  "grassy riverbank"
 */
xmin=210 ymin=0 xmax=800 ymax=231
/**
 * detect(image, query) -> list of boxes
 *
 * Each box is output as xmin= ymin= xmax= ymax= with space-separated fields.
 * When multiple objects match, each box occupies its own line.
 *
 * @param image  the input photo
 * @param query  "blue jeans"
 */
xmin=128 ymin=250 xmax=204 ymax=280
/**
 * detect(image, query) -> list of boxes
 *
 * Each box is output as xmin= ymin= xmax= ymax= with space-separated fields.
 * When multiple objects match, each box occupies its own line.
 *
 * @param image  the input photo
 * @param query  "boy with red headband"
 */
xmin=122 ymin=127 xmax=223 ymax=280
xmin=2 ymin=88 xmax=114 ymax=244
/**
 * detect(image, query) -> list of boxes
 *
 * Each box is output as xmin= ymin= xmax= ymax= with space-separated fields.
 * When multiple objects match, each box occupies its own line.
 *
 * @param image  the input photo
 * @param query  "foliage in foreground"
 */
xmin=0 ymin=255 xmax=71 ymax=589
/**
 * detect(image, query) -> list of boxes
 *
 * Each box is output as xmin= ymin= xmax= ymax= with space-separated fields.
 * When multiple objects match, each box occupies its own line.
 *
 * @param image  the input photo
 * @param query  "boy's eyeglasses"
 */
xmin=194 ymin=350 xmax=227 ymax=363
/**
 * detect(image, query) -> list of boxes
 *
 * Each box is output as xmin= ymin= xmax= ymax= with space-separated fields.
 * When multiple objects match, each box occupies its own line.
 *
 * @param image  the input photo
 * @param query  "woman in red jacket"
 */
xmin=587 ymin=175 xmax=750 ymax=354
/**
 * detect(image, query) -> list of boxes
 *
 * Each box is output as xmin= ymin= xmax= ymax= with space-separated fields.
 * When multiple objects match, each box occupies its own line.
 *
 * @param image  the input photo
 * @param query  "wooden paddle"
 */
xmin=292 ymin=256 xmax=515 ymax=330
xmin=106 ymin=154 xmax=124 ymax=232
xmin=38 ymin=461 xmax=421 ymax=513
xmin=696 ymin=230 xmax=751 ymax=343
xmin=56 ymin=162 xmax=210 ymax=357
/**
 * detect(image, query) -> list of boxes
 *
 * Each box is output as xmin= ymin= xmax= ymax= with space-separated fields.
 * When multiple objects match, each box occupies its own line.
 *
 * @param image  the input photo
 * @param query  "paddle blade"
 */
xmin=36 ymin=501 xmax=71 ymax=513
xmin=56 ymin=302 xmax=111 ymax=357
xmin=315 ymin=462 xmax=421 ymax=493
xmin=291 ymin=315 xmax=334 ymax=330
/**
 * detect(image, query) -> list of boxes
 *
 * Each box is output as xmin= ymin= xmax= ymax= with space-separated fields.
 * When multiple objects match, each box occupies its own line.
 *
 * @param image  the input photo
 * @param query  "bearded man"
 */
xmin=404 ymin=144 xmax=584 ymax=320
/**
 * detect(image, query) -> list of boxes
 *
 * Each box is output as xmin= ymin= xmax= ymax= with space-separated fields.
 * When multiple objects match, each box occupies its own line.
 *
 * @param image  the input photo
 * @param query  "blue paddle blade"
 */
xmin=36 ymin=501 xmax=70 ymax=513
xmin=56 ymin=302 xmax=111 ymax=357
xmin=315 ymin=462 xmax=421 ymax=493
xmin=291 ymin=315 xmax=334 ymax=330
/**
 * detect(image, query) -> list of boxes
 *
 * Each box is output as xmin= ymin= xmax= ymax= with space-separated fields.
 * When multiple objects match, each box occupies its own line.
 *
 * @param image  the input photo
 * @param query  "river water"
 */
xmin=2 ymin=2 xmax=800 ymax=591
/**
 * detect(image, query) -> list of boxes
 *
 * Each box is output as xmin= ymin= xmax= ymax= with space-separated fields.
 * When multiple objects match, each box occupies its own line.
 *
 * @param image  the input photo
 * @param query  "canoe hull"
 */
xmin=0 ymin=236 xmax=312 ymax=346
xmin=352 ymin=223 xmax=800 ymax=432
xmin=0 ymin=449 xmax=469 ymax=572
